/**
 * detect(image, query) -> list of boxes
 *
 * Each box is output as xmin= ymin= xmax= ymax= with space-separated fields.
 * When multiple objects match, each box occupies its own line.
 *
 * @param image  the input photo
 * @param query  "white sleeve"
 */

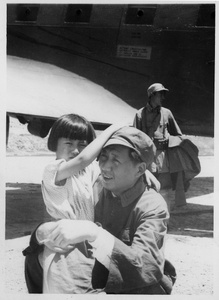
xmin=89 ymin=160 xmax=100 ymax=185
xmin=42 ymin=159 xmax=76 ymax=220
xmin=89 ymin=227 xmax=115 ymax=269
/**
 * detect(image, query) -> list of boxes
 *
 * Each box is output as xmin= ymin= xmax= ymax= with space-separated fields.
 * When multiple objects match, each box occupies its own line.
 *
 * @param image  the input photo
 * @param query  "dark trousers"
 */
xmin=23 ymin=242 xmax=176 ymax=294
xmin=23 ymin=247 xmax=43 ymax=293
xmin=22 ymin=225 xmax=44 ymax=293
xmin=23 ymin=227 xmax=176 ymax=294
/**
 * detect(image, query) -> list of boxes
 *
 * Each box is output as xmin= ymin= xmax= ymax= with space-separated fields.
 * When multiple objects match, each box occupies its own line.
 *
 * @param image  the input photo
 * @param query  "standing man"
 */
xmin=23 ymin=126 xmax=176 ymax=294
xmin=133 ymin=83 xmax=186 ymax=210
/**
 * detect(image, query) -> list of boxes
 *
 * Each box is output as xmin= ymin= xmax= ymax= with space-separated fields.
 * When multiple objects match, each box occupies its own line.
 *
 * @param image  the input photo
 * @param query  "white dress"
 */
xmin=42 ymin=158 xmax=100 ymax=221
xmin=39 ymin=158 xmax=103 ymax=293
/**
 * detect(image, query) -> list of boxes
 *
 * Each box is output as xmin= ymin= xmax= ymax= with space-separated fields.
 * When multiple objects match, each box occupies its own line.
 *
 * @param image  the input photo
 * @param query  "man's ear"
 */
xmin=136 ymin=162 xmax=147 ymax=178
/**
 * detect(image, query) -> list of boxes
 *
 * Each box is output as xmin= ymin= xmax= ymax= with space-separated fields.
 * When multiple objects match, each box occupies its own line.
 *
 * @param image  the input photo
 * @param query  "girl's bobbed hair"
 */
xmin=48 ymin=114 xmax=96 ymax=152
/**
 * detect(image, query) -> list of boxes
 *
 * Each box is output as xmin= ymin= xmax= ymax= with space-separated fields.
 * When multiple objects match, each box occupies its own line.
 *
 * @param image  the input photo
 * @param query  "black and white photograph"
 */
xmin=1 ymin=1 xmax=218 ymax=298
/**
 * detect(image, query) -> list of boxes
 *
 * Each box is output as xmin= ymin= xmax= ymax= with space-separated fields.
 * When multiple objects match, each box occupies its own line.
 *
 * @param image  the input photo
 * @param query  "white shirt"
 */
xmin=42 ymin=158 xmax=100 ymax=221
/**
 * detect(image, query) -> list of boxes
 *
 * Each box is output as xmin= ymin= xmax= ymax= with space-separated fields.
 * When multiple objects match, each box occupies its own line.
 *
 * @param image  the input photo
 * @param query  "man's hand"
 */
xmin=153 ymin=131 xmax=164 ymax=140
xmin=44 ymin=239 xmax=75 ymax=254
xmin=36 ymin=219 xmax=99 ymax=252
xmin=145 ymin=170 xmax=161 ymax=192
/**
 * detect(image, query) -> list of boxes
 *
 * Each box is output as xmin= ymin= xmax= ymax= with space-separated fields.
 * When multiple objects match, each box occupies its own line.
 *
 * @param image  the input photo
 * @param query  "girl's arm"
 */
xmin=56 ymin=123 xmax=124 ymax=182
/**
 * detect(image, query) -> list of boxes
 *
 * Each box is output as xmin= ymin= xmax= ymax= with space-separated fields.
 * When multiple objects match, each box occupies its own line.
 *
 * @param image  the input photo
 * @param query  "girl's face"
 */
xmin=56 ymin=138 xmax=87 ymax=161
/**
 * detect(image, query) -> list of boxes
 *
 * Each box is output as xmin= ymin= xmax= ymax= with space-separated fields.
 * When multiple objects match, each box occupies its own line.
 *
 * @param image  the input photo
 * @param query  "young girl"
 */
xmin=42 ymin=113 xmax=115 ymax=222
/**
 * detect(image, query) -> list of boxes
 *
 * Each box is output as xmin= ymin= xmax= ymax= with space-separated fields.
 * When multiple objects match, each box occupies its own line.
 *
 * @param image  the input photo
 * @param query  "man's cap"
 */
xmin=103 ymin=126 xmax=155 ymax=166
xmin=147 ymin=83 xmax=169 ymax=98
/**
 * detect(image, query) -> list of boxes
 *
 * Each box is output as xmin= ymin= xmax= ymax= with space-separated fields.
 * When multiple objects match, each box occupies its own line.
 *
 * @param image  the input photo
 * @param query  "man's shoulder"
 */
xmin=161 ymin=107 xmax=171 ymax=114
xmin=140 ymin=187 xmax=164 ymax=201
xmin=137 ymin=188 xmax=167 ymax=211
xmin=161 ymin=107 xmax=173 ymax=119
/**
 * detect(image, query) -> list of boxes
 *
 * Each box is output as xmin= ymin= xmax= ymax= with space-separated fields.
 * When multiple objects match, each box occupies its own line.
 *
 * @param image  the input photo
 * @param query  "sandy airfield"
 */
xmin=3 ymin=117 xmax=218 ymax=296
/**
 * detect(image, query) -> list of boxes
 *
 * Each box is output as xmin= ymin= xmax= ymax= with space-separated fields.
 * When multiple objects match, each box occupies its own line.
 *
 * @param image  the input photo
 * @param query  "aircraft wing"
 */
xmin=7 ymin=56 xmax=136 ymax=136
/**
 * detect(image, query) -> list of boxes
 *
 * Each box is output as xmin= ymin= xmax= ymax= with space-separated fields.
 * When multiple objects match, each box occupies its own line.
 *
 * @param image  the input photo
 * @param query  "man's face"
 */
xmin=150 ymin=91 xmax=166 ymax=108
xmin=98 ymin=145 xmax=140 ymax=195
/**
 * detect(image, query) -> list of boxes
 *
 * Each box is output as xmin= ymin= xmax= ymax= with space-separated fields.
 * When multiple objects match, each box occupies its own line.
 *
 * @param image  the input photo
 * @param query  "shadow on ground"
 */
xmin=5 ymin=176 xmax=214 ymax=240
xmin=6 ymin=183 xmax=52 ymax=239
xmin=186 ymin=177 xmax=214 ymax=198
xmin=168 ymin=177 xmax=214 ymax=238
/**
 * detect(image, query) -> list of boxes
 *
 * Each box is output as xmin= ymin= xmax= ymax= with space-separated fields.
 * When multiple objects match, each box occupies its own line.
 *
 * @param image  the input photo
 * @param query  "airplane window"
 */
xmin=196 ymin=4 xmax=215 ymax=27
xmin=65 ymin=4 xmax=92 ymax=23
xmin=15 ymin=4 xmax=40 ymax=23
xmin=125 ymin=5 xmax=157 ymax=25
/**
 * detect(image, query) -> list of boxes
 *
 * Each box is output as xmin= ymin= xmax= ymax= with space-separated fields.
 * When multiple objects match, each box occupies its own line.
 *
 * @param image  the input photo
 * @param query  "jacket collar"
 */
xmin=108 ymin=176 xmax=147 ymax=207
xmin=146 ymin=102 xmax=161 ymax=114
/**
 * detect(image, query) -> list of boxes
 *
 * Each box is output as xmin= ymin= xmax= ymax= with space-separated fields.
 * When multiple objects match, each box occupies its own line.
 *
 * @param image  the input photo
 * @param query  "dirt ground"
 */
xmin=3 ymin=117 xmax=217 ymax=296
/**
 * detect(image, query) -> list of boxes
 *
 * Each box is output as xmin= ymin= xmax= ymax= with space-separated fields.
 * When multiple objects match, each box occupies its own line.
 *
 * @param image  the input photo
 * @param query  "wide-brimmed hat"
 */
xmin=147 ymin=83 xmax=169 ymax=98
